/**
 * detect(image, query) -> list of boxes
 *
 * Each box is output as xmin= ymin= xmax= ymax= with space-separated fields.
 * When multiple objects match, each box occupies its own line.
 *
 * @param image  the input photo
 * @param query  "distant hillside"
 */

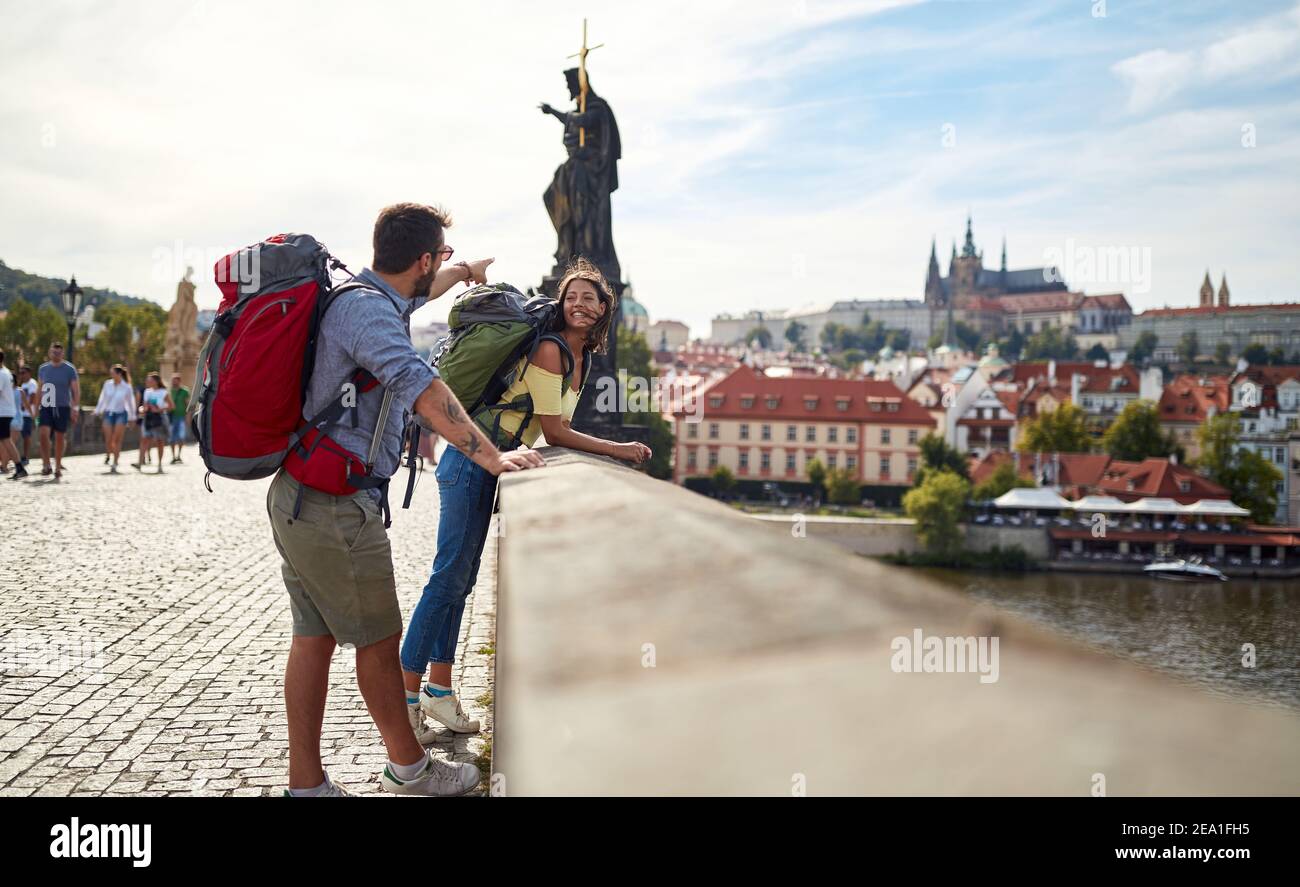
xmin=0 ymin=259 xmax=150 ymax=312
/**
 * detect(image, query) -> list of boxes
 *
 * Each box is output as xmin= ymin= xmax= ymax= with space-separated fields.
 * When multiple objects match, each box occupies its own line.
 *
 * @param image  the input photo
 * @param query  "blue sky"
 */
xmin=1 ymin=0 xmax=1297 ymax=338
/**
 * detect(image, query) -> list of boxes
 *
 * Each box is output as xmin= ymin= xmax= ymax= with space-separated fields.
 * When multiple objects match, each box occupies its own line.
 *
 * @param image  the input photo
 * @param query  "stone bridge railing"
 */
xmin=491 ymin=448 xmax=1300 ymax=795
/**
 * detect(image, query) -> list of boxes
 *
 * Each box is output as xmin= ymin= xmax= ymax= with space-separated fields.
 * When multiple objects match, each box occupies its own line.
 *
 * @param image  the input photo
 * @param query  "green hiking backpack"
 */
xmin=431 ymin=282 xmax=592 ymax=450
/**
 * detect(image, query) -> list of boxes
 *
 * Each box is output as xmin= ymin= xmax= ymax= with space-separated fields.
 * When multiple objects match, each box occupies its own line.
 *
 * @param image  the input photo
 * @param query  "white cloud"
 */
xmin=1113 ymin=2 xmax=1300 ymax=113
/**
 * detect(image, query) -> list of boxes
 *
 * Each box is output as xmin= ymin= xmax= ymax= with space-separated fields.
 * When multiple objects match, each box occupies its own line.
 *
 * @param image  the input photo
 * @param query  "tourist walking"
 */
xmin=37 ymin=343 xmax=80 ymax=480
xmin=0 ymin=351 xmax=25 ymax=479
xmin=16 ymin=366 xmax=36 ymax=466
xmin=135 ymin=372 xmax=172 ymax=474
xmin=168 ymin=373 xmax=190 ymax=464
xmin=95 ymin=365 xmax=137 ymax=474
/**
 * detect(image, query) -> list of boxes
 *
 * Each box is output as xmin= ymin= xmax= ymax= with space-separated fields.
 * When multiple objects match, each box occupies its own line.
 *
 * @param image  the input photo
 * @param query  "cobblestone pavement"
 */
xmin=0 ymin=450 xmax=496 ymax=796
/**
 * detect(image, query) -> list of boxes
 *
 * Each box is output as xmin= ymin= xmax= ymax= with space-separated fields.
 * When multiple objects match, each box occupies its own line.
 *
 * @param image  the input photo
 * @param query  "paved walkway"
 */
xmin=0 ymin=451 xmax=496 ymax=796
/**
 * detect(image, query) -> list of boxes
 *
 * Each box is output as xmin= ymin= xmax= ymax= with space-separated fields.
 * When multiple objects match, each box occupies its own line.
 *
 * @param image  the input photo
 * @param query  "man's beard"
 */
xmin=412 ymin=267 xmax=436 ymax=300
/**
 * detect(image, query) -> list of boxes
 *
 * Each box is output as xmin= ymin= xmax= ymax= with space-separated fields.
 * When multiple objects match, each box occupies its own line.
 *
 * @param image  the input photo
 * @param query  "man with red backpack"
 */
xmin=266 ymin=203 xmax=544 ymax=796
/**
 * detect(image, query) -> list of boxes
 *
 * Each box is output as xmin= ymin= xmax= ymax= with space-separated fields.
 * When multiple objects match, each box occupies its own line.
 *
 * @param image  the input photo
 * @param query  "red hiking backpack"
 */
xmin=191 ymin=233 xmax=416 ymax=523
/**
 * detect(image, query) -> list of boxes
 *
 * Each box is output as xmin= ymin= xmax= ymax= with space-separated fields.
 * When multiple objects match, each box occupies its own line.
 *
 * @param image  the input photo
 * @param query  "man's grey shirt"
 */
xmin=303 ymin=268 xmax=438 ymax=494
xmin=38 ymin=361 xmax=79 ymax=408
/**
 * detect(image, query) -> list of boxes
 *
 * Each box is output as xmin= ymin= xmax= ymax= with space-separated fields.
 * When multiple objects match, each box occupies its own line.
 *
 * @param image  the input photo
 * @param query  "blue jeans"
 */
xmin=399 ymin=445 xmax=498 ymax=673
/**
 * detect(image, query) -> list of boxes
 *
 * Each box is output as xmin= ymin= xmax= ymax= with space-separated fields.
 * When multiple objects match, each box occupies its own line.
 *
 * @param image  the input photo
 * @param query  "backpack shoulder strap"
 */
xmin=528 ymin=333 xmax=576 ymax=388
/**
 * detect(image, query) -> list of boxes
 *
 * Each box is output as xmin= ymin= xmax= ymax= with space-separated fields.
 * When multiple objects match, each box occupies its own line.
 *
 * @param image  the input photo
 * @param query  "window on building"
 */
xmin=907 ymin=429 xmax=918 ymax=445
xmin=846 ymin=454 xmax=857 ymax=472
xmin=907 ymin=457 xmax=917 ymax=476
xmin=708 ymin=450 xmax=718 ymax=469
xmin=687 ymin=449 xmax=697 ymax=469
xmin=881 ymin=455 xmax=891 ymax=477
xmin=805 ymin=425 xmax=816 ymax=442
xmin=740 ymin=397 xmax=755 ymax=409
xmin=827 ymin=454 xmax=837 ymax=469
xmin=804 ymin=397 xmax=819 ymax=410
xmin=835 ymin=399 xmax=849 ymax=412
xmin=828 ymin=427 xmax=838 ymax=443
xmin=761 ymin=424 xmax=771 ymax=441
xmin=739 ymin=451 xmax=749 ymax=470
xmin=881 ymin=428 xmax=891 ymax=445
xmin=687 ymin=423 xmax=698 ymax=439
xmin=766 ymin=397 xmax=780 ymax=409
xmin=709 ymin=423 xmax=719 ymax=440
xmin=847 ymin=427 xmax=858 ymax=444
xmin=709 ymin=396 xmax=724 ymax=408
xmin=786 ymin=453 xmax=796 ymax=472
xmin=739 ymin=424 xmax=749 ymax=440
xmin=760 ymin=452 xmax=771 ymax=471
xmin=786 ymin=425 xmax=797 ymax=441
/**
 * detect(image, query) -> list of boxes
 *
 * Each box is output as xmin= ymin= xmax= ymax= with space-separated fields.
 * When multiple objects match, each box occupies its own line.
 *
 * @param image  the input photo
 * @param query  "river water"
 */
xmin=916 ymin=568 xmax=1300 ymax=712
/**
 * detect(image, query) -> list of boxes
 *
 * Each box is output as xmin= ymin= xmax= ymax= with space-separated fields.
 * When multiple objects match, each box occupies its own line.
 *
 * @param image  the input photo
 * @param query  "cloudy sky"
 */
xmin=2 ymin=0 xmax=1298 ymax=338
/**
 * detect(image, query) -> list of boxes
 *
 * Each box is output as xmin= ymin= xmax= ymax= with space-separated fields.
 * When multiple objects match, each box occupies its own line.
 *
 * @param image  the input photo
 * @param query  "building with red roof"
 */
xmin=672 ymin=364 xmax=935 ymax=490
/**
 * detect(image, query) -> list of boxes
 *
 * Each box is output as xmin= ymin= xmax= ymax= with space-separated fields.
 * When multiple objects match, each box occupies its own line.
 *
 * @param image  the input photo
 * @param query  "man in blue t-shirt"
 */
xmin=37 ymin=342 xmax=80 ymax=479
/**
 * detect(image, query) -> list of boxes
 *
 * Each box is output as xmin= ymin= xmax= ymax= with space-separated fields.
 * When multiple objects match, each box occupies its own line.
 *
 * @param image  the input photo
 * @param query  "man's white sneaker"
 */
xmin=420 ymin=691 xmax=480 ymax=733
xmin=408 ymin=702 xmax=439 ymax=745
xmin=380 ymin=753 xmax=480 ymax=797
xmin=282 ymin=776 xmax=353 ymax=797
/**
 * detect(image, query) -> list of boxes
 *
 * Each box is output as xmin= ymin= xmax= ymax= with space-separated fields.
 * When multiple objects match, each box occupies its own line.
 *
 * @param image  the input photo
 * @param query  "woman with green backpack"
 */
xmin=400 ymin=259 xmax=651 ymax=737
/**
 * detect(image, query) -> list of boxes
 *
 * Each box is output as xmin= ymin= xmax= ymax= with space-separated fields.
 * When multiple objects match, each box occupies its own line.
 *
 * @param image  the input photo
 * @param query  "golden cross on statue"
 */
xmin=566 ymin=18 xmax=603 ymax=148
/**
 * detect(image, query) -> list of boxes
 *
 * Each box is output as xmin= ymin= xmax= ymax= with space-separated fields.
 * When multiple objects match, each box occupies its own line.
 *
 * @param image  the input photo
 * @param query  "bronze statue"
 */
xmin=539 ymin=65 xmax=622 ymax=283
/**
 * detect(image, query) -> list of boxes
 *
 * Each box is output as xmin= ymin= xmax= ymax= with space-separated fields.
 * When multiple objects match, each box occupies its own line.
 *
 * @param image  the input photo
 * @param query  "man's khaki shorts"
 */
xmin=267 ymin=470 xmax=402 ymax=648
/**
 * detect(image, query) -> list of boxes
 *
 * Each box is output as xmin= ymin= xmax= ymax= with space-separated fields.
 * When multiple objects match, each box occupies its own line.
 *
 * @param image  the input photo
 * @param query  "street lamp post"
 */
xmin=59 ymin=276 xmax=85 ymax=364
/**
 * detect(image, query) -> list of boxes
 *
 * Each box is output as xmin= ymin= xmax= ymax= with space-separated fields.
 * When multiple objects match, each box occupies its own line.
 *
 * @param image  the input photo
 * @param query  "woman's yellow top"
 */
xmin=493 ymin=356 xmax=582 ymax=448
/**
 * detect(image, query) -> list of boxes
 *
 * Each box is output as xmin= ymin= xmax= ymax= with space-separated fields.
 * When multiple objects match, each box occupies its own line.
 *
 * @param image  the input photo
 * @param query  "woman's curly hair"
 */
xmin=553 ymin=257 xmax=618 ymax=354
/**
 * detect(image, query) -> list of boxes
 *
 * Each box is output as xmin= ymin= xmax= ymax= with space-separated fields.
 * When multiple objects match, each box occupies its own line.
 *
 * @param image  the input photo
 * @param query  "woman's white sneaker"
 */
xmin=420 ymin=691 xmax=480 ymax=733
xmin=380 ymin=754 xmax=480 ymax=797
xmin=408 ymin=702 xmax=440 ymax=745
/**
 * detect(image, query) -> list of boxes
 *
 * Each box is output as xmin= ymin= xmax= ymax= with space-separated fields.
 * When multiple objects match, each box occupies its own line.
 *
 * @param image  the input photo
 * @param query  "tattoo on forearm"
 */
xmin=414 ymin=414 xmax=434 ymax=432
xmin=442 ymin=395 xmax=468 ymax=425
xmin=461 ymin=434 xmax=481 ymax=457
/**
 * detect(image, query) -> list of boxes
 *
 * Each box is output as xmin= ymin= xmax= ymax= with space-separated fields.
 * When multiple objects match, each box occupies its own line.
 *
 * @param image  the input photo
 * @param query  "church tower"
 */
xmin=924 ymin=237 xmax=944 ymax=307
xmin=1217 ymin=274 xmax=1230 ymax=308
xmin=950 ymin=215 xmax=983 ymax=296
xmin=1199 ymin=270 xmax=1214 ymax=308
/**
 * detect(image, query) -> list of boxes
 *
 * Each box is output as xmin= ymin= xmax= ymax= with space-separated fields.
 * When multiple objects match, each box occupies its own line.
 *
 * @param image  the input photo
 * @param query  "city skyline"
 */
xmin=2 ymin=0 xmax=1298 ymax=336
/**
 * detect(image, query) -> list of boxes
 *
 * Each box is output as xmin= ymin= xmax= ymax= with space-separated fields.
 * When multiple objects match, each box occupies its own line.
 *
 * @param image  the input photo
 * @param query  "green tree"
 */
xmin=1242 ymin=343 xmax=1269 ymax=365
xmin=784 ymin=320 xmax=806 ymax=352
xmin=1177 ymin=330 xmax=1199 ymax=364
xmin=710 ymin=465 xmax=736 ymax=497
xmin=614 ymin=330 xmax=674 ymax=480
xmin=1018 ymin=402 xmax=1092 ymax=453
xmin=824 ymin=467 xmax=860 ymax=505
xmin=1268 ymin=346 xmax=1285 ymax=366
xmin=1213 ymin=342 xmax=1231 ymax=365
xmin=1022 ymin=326 xmax=1078 ymax=360
xmin=1102 ymin=400 xmax=1181 ymax=462
xmin=745 ymin=326 xmax=773 ymax=350
xmin=903 ymin=469 xmax=970 ymax=555
xmin=914 ymin=431 xmax=968 ymax=486
xmin=0 ymin=297 xmax=66 ymax=370
xmin=1085 ymin=342 xmax=1109 ymax=361
xmin=1129 ymin=331 xmax=1158 ymax=363
xmin=971 ymin=461 xmax=1033 ymax=501
xmin=886 ymin=329 xmax=911 ymax=352
xmin=806 ymin=457 xmax=827 ymax=492
xmin=1195 ymin=413 xmax=1282 ymax=523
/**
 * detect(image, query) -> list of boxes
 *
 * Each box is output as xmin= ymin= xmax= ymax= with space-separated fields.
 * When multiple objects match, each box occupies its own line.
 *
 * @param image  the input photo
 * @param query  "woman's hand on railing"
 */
xmin=612 ymin=441 xmax=652 ymax=464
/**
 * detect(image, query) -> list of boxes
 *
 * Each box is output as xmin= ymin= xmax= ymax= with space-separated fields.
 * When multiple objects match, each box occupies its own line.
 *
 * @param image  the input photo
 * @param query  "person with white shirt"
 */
xmin=95 ymin=364 xmax=137 ymax=474
xmin=16 ymin=366 xmax=37 ymax=466
xmin=0 ymin=351 xmax=25 ymax=479
xmin=136 ymin=371 xmax=173 ymax=474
